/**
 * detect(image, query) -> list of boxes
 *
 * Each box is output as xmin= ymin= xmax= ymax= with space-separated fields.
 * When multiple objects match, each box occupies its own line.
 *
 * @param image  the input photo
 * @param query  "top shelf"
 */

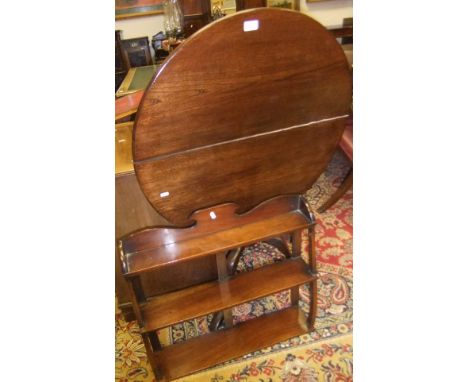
xmin=119 ymin=195 xmax=314 ymax=277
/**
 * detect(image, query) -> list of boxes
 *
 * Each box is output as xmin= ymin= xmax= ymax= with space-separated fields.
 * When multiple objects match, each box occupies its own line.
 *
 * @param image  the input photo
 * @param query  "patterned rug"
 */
xmin=116 ymin=151 xmax=353 ymax=382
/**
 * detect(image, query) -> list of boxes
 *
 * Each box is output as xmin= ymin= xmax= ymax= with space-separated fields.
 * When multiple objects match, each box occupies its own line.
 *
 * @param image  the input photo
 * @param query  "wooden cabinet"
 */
xmin=236 ymin=0 xmax=266 ymax=10
xmin=120 ymin=37 xmax=153 ymax=68
xmin=115 ymin=30 xmax=127 ymax=91
xmin=180 ymin=0 xmax=211 ymax=37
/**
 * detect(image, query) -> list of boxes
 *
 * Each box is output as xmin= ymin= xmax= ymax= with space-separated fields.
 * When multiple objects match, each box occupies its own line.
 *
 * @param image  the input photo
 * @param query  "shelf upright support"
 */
xmin=290 ymin=229 xmax=303 ymax=306
xmin=307 ymin=225 xmax=318 ymax=330
xmin=216 ymin=252 xmax=234 ymax=329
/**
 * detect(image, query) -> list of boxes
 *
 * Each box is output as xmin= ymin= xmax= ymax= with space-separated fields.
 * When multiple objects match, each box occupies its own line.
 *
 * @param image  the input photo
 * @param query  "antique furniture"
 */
xmin=180 ymin=0 xmax=211 ymax=37
xmin=317 ymin=18 xmax=353 ymax=212
xmin=152 ymin=32 xmax=170 ymax=64
xmin=116 ymin=65 xmax=160 ymax=97
xmin=115 ymin=30 xmax=128 ymax=91
xmin=317 ymin=116 xmax=353 ymax=212
xmin=115 ymin=20 xmax=353 ymax=318
xmin=116 ymin=8 xmax=351 ymax=380
xmin=120 ymin=36 xmax=154 ymax=69
xmin=119 ymin=196 xmax=317 ymax=380
xmin=237 ymin=0 xmax=266 ymax=10
xmin=329 ymin=17 xmax=353 ymax=64
xmin=115 ymin=90 xmax=145 ymax=121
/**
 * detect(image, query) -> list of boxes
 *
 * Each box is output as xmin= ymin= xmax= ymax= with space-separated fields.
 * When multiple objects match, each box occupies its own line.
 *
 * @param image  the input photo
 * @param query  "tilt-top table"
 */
xmin=116 ymin=8 xmax=352 ymax=381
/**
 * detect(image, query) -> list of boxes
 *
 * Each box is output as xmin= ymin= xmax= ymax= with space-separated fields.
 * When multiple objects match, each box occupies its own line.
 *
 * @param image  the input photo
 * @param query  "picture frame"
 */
xmin=266 ymin=0 xmax=299 ymax=11
xmin=116 ymin=0 xmax=165 ymax=20
xmin=211 ymin=0 xmax=237 ymax=16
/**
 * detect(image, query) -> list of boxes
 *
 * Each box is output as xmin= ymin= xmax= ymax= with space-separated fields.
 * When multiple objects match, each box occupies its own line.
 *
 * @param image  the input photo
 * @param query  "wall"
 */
xmin=115 ymin=0 xmax=352 ymax=50
xmin=116 ymin=14 xmax=165 ymax=41
xmin=300 ymin=0 xmax=352 ymax=27
xmin=116 ymin=15 xmax=165 ymax=57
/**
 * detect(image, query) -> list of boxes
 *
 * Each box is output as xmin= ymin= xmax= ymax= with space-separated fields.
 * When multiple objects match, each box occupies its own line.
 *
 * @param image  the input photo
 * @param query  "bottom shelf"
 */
xmin=156 ymin=306 xmax=310 ymax=381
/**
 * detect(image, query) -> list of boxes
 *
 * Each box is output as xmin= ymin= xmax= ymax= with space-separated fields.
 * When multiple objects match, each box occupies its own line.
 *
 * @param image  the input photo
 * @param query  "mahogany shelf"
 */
xmin=116 ymin=6 xmax=352 ymax=379
xmin=119 ymin=195 xmax=318 ymax=380
xmin=141 ymin=257 xmax=317 ymax=332
xmin=156 ymin=306 xmax=309 ymax=381
xmin=121 ymin=196 xmax=313 ymax=276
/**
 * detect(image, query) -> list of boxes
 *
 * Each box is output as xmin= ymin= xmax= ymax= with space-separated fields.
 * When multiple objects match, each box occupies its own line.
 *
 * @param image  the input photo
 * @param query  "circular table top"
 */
xmin=133 ymin=8 xmax=352 ymax=226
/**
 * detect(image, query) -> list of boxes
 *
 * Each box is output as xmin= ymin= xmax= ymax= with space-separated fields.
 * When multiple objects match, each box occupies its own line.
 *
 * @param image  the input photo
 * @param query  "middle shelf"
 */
xmin=140 ymin=256 xmax=317 ymax=333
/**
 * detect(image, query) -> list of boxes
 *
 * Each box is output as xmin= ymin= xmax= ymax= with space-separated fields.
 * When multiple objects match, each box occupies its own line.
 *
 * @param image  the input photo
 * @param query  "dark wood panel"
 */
xmin=115 ymin=30 xmax=127 ymax=72
xmin=183 ymin=16 xmax=207 ymax=37
xmin=181 ymin=0 xmax=207 ymax=15
xmin=115 ymin=173 xmax=218 ymax=307
xmin=116 ymin=30 xmax=128 ymax=91
xmin=329 ymin=26 xmax=353 ymax=39
xmin=134 ymin=9 xmax=351 ymax=161
xmin=157 ymin=306 xmax=308 ymax=380
xmin=138 ymin=256 xmax=218 ymax=298
xmin=115 ymin=173 xmax=169 ymax=238
xmin=135 ymin=118 xmax=345 ymax=226
xmin=123 ymin=207 xmax=311 ymax=275
xmin=141 ymin=258 xmax=316 ymax=331
xmin=132 ymin=8 xmax=352 ymax=226
xmin=237 ymin=0 xmax=266 ymax=10
xmin=121 ymin=194 xmax=307 ymax=254
xmin=180 ymin=0 xmax=211 ymax=37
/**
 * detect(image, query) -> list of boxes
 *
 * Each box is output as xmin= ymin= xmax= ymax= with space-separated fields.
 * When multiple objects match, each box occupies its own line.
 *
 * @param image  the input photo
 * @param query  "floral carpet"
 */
xmin=116 ymin=151 xmax=353 ymax=382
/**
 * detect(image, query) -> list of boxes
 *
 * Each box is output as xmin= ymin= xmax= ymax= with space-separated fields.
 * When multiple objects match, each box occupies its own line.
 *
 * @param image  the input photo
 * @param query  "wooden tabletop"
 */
xmin=130 ymin=9 xmax=352 ymax=226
